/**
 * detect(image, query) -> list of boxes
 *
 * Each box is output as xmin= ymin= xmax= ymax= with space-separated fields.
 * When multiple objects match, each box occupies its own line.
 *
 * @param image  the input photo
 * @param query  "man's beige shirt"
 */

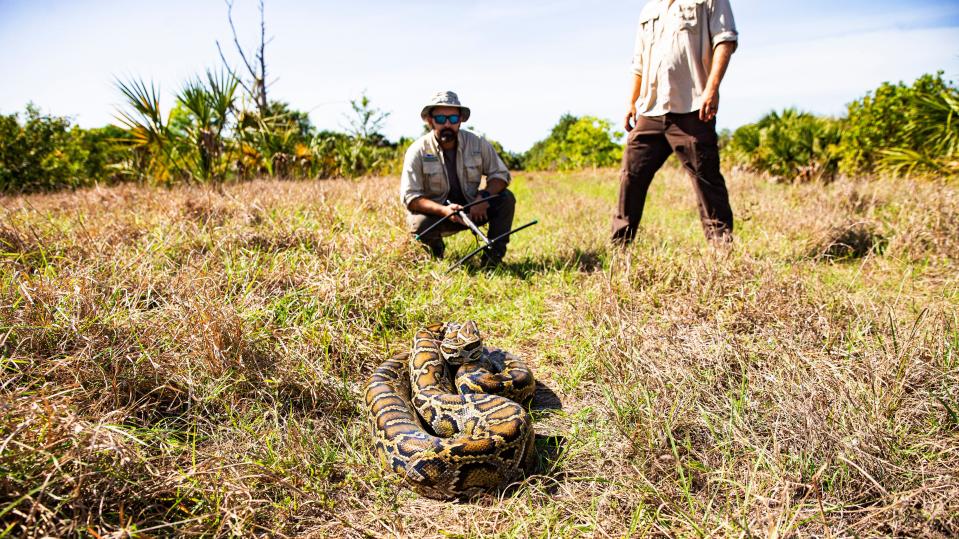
xmin=399 ymin=129 xmax=511 ymax=209
xmin=632 ymin=0 xmax=738 ymax=116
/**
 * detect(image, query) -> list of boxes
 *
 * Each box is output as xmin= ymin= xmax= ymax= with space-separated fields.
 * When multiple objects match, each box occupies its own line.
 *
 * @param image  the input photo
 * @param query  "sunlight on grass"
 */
xmin=1 ymin=168 xmax=957 ymax=536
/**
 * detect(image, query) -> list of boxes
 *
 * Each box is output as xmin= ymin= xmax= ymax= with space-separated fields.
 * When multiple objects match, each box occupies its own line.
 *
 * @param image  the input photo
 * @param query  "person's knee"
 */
xmin=625 ymin=153 xmax=661 ymax=179
xmin=497 ymin=189 xmax=516 ymax=209
xmin=408 ymin=213 xmax=436 ymax=236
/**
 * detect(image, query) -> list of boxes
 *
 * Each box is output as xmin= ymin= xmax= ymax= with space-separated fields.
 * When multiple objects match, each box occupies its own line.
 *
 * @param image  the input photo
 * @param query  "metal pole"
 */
xmin=449 ymin=200 xmax=490 ymax=244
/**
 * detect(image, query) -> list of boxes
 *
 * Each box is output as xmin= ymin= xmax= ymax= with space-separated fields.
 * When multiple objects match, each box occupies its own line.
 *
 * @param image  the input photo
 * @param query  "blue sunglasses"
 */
xmin=432 ymin=114 xmax=461 ymax=125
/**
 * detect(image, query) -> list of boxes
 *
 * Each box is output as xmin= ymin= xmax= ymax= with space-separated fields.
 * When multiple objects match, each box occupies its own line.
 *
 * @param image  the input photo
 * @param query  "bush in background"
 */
xmin=232 ymin=100 xmax=318 ymax=180
xmin=728 ymin=72 xmax=958 ymax=182
xmin=525 ymin=114 xmax=623 ymax=171
xmin=77 ymin=125 xmax=132 ymax=183
xmin=726 ymin=109 xmax=843 ymax=183
xmin=840 ymin=72 xmax=958 ymax=177
xmin=0 ymin=105 xmax=129 ymax=193
xmin=309 ymin=130 xmax=408 ymax=179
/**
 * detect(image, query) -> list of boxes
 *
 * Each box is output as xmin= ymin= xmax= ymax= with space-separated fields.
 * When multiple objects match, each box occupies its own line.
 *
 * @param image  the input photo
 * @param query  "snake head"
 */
xmin=441 ymin=321 xmax=484 ymax=365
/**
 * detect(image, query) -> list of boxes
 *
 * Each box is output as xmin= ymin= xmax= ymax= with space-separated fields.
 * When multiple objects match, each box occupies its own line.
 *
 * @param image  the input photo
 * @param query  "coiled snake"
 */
xmin=365 ymin=321 xmax=536 ymax=499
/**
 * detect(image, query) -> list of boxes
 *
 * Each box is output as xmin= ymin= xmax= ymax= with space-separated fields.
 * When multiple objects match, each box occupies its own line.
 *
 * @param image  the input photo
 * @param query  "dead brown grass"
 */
xmin=1 ymin=169 xmax=957 ymax=537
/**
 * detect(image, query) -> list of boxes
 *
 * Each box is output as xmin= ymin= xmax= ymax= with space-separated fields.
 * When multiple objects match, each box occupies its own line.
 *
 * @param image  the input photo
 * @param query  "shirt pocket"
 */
xmin=465 ymin=153 xmax=483 ymax=187
xmin=678 ymin=0 xmax=704 ymax=31
xmin=423 ymin=160 xmax=445 ymax=193
xmin=639 ymin=10 xmax=659 ymax=42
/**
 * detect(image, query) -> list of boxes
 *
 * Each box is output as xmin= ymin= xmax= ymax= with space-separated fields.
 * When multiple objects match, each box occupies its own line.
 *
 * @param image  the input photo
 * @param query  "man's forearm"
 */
xmin=628 ymin=73 xmax=643 ymax=107
xmin=408 ymin=197 xmax=448 ymax=217
xmin=705 ymin=42 xmax=735 ymax=94
xmin=484 ymin=178 xmax=507 ymax=195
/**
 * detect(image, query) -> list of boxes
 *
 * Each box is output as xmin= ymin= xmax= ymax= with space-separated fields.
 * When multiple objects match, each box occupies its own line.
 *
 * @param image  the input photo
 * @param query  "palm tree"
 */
xmin=177 ymin=70 xmax=239 ymax=182
xmin=114 ymin=77 xmax=180 ymax=183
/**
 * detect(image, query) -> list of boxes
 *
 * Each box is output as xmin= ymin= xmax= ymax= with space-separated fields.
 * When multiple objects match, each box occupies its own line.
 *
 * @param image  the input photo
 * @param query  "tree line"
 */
xmin=1 ymin=72 xmax=955 ymax=193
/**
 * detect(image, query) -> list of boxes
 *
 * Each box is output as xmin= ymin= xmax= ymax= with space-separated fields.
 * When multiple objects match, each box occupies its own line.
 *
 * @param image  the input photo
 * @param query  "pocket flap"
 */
xmin=423 ymin=160 xmax=443 ymax=174
xmin=679 ymin=0 xmax=705 ymax=14
xmin=639 ymin=10 xmax=660 ymax=23
xmin=467 ymin=152 xmax=483 ymax=168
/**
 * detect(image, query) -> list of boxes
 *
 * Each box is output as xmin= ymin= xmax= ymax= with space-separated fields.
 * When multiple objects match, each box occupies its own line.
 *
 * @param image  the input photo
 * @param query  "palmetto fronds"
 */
xmin=878 ymin=89 xmax=959 ymax=177
xmin=177 ymin=70 xmax=239 ymax=181
xmin=115 ymin=72 xmax=242 ymax=183
xmin=114 ymin=77 xmax=166 ymax=149
xmin=179 ymin=70 xmax=239 ymax=132
xmin=114 ymin=77 xmax=180 ymax=182
xmin=727 ymin=108 xmax=842 ymax=182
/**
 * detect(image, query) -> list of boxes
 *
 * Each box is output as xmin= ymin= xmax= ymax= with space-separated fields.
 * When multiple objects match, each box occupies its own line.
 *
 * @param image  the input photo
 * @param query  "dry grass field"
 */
xmin=1 ymin=166 xmax=958 ymax=537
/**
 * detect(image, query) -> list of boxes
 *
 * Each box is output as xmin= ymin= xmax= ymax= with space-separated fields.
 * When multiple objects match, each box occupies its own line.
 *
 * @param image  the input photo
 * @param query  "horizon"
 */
xmin=2 ymin=0 xmax=959 ymax=152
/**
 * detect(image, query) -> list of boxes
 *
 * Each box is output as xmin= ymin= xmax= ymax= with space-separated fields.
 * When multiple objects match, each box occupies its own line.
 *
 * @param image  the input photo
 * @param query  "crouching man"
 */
xmin=400 ymin=91 xmax=516 ymax=268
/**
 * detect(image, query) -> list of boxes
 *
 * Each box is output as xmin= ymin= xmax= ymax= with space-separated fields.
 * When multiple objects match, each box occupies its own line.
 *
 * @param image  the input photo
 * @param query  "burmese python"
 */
xmin=365 ymin=321 xmax=536 ymax=499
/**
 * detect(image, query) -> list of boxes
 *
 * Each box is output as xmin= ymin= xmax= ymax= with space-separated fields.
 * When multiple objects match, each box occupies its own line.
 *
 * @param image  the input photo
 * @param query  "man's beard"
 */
xmin=438 ymin=128 xmax=457 ymax=144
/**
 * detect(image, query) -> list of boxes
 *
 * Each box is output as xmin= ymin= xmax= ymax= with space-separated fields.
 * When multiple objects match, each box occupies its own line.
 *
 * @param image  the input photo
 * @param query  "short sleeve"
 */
xmin=708 ymin=0 xmax=738 ymax=50
xmin=631 ymin=16 xmax=645 ymax=75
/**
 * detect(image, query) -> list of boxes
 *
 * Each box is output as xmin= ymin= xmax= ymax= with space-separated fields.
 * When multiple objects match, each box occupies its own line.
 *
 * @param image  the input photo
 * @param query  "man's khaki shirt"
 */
xmin=632 ymin=0 xmax=738 ymax=116
xmin=399 ymin=130 xmax=511 ymax=210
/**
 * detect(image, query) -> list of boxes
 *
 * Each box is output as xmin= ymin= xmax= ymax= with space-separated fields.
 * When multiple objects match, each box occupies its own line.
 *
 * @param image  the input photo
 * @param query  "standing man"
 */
xmin=612 ymin=0 xmax=738 ymax=245
xmin=400 ymin=91 xmax=516 ymax=267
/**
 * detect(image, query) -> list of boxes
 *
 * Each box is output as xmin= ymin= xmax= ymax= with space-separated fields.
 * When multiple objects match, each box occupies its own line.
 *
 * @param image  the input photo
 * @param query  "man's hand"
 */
xmin=468 ymin=201 xmax=489 ymax=224
xmin=624 ymin=73 xmax=642 ymax=131
xmin=700 ymin=88 xmax=719 ymax=122
xmin=624 ymin=104 xmax=637 ymax=132
xmin=443 ymin=203 xmax=465 ymax=225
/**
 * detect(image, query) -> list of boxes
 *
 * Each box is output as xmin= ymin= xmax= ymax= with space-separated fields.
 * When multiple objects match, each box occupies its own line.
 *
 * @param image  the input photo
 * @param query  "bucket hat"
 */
xmin=420 ymin=90 xmax=471 ymax=122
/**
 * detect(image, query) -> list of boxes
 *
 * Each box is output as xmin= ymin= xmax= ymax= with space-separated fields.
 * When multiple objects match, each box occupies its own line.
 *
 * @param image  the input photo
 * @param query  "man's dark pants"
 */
xmin=409 ymin=189 xmax=516 ymax=260
xmin=612 ymin=112 xmax=734 ymax=243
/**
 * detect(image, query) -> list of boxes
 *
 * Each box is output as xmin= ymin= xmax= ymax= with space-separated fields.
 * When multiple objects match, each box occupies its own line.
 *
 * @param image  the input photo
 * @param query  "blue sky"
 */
xmin=2 ymin=0 xmax=958 ymax=151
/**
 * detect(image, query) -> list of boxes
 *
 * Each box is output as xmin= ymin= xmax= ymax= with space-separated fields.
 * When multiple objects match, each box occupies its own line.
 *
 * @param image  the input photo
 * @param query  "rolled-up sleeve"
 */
xmin=400 ymin=146 xmax=427 ymax=207
xmin=708 ymin=0 xmax=738 ymax=49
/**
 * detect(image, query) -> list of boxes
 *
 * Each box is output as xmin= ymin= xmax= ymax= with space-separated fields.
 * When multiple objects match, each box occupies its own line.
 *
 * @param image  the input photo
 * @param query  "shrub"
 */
xmin=726 ymin=73 xmax=958 ymax=182
xmin=114 ymin=78 xmax=180 ymax=184
xmin=875 ymin=84 xmax=959 ymax=177
xmin=233 ymin=104 xmax=318 ymax=179
xmin=343 ymin=92 xmax=389 ymax=141
xmin=839 ymin=72 xmax=958 ymax=177
xmin=310 ymin=131 xmax=404 ymax=179
xmin=0 ymin=105 xmax=128 ymax=193
xmin=75 ymin=125 xmax=132 ymax=183
xmin=726 ymin=109 xmax=842 ymax=183
xmin=525 ymin=114 xmax=623 ymax=171
xmin=117 ymin=72 xmax=245 ymax=184
xmin=0 ymin=105 xmax=85 ymax=192
xmin=174 ymin=70 xmax=240 ymax=182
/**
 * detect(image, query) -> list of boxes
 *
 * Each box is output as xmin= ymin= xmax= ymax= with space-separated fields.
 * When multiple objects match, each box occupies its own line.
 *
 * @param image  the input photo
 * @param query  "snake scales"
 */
xmin=364 ymin=321 xmax=536 ymax=499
